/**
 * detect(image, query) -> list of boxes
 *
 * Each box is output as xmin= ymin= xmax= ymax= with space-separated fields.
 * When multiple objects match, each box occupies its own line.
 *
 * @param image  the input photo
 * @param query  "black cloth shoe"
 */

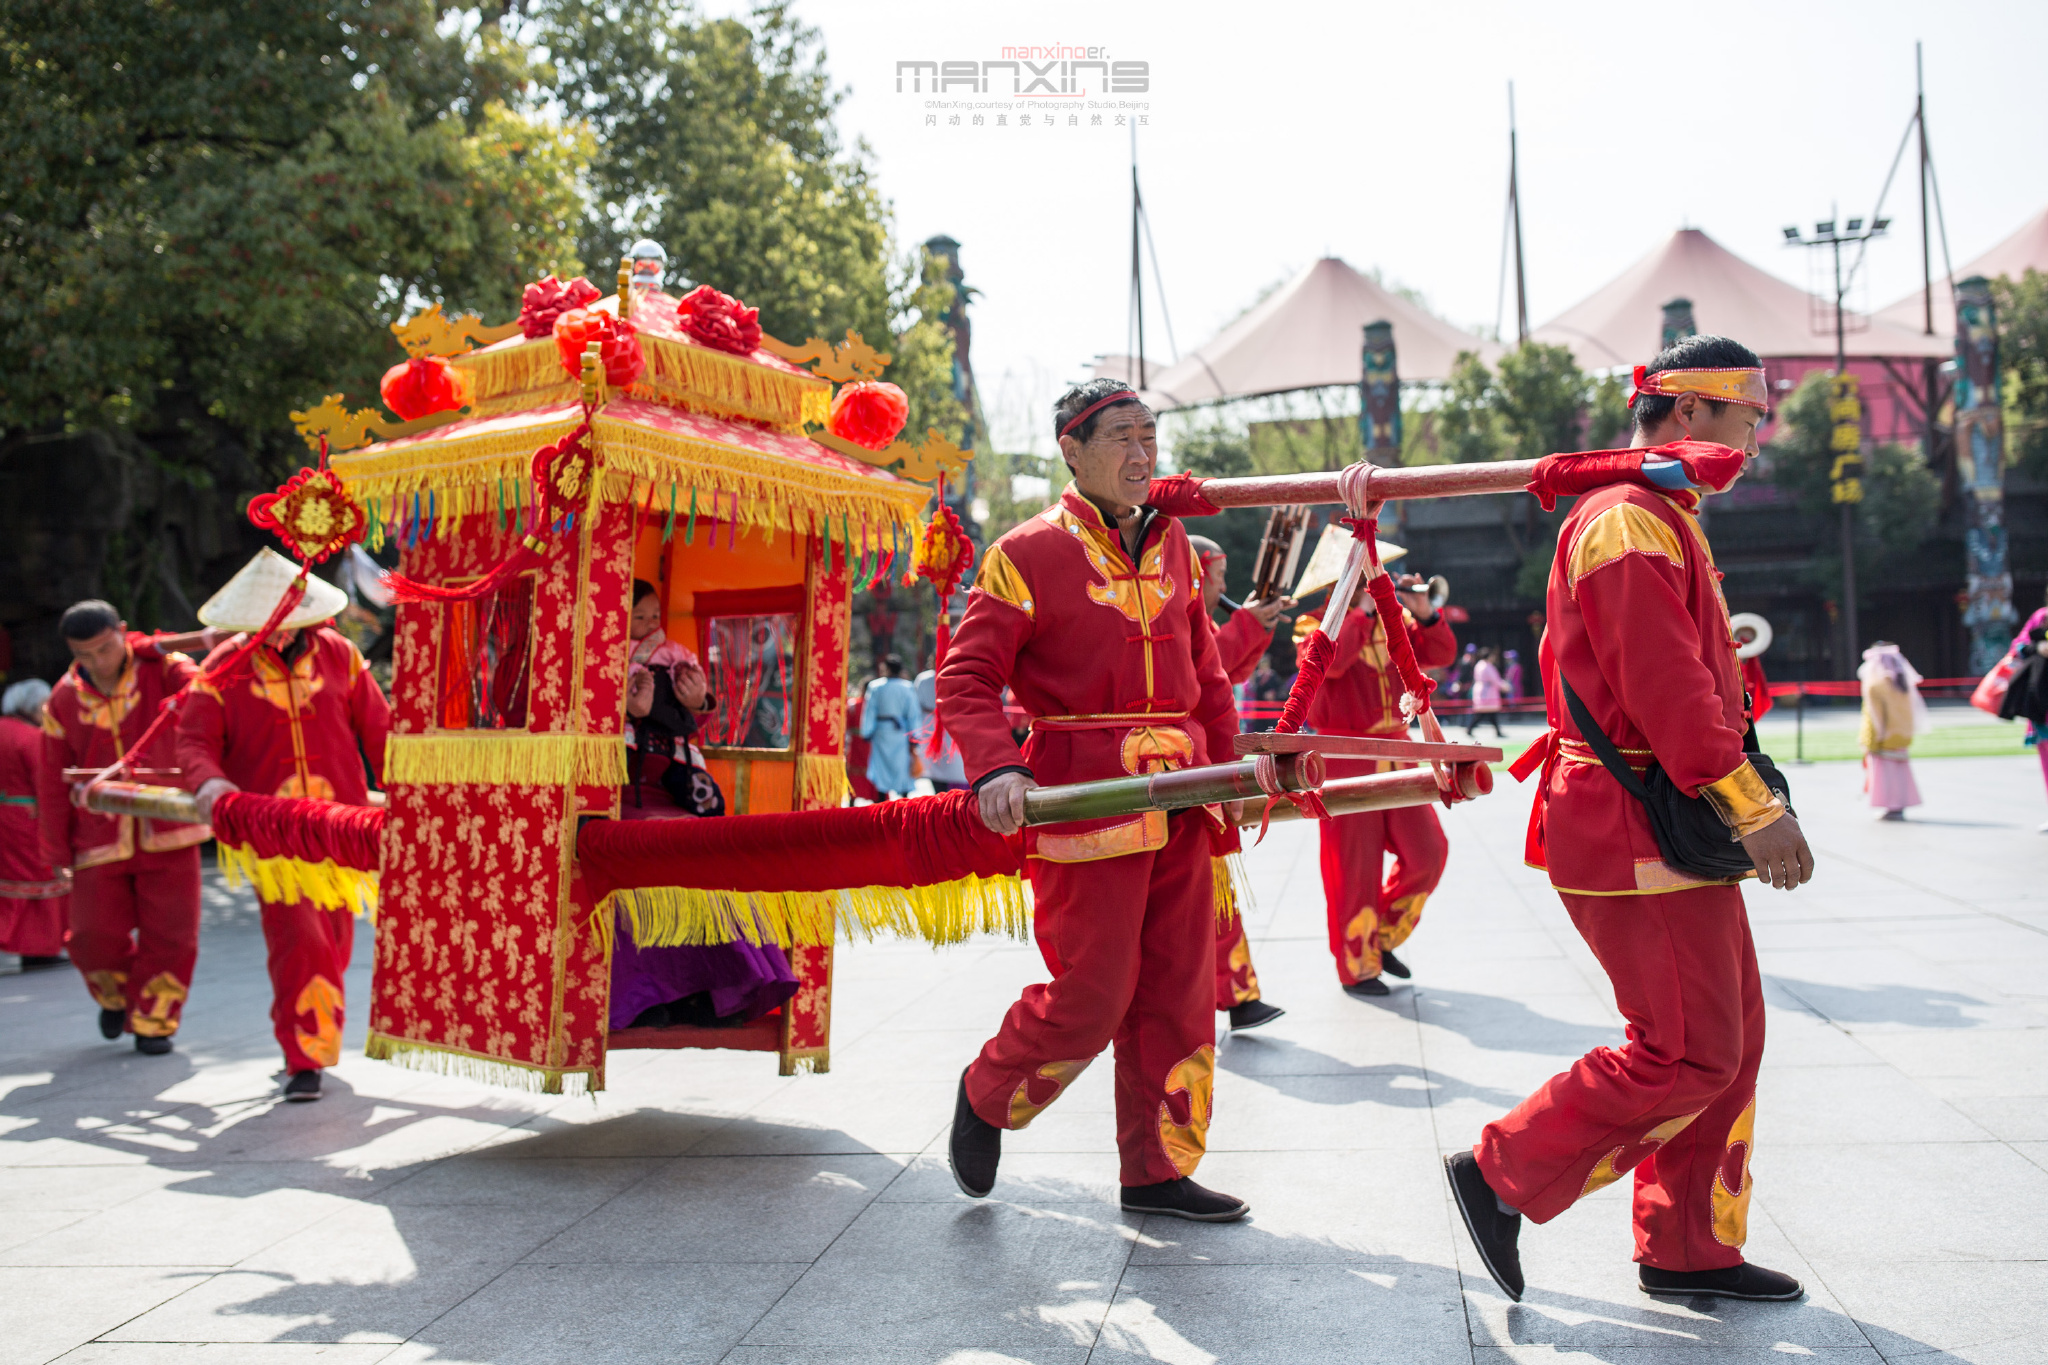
xmin=1444 ymin=1150 xmax=1524 ymax=1301
xmin=134 ymin=1034 xmax=172 ymax=1056
xmin=1640 ymin=1262 xmax=1803 ymax=1301
xmin=1380 ymin=949 xmax=1412 ymax=980
xmin=98 ymin=1008 xmax=125 ymax=1040
xmin=1120 ymin=1177 xmax=1248 ymax=1222
xmin=1343 ymin=977 xmax=1391 ymax=998
xmin=283 ymin=1070 xmax=323 ymax=1102
xmin=1228 ymin=999 xmax=1285 ymax=1032
xmin=19 ymin=954 xmax=69 ymax=971
xmin=948 ymin=1069 xmax=1000 ymax=1198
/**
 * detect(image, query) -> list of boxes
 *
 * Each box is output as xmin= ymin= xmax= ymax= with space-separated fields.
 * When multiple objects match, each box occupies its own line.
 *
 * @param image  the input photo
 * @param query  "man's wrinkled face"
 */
xmin=1200 ymin=556 xmax=1226 ymax=612
xmin=66 ymin=626 xmax=128 ymax=684
xmin=630 ymin=593 xmax=662 ymax=641
xmin=1060 ymin=402 xmax=1157 ymax=514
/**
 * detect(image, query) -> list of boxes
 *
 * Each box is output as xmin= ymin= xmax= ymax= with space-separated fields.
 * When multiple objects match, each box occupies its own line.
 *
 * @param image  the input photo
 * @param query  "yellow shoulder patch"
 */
xmin=40 ymin=708 xmax=65 ymax=737
xmin=1568 ymin=501 xmax=1686 ymax=589
xmin=974 ymin=544 xmax=1034 ymax=619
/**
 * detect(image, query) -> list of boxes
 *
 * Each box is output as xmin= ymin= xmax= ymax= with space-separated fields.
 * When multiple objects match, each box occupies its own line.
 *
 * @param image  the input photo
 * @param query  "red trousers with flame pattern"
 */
xmin=261 ymin=899 xmax=355 ymax=1073
xmin=1214 ymin=908 xmax=1261 ymax=1011
xmin=1475 ymin=883 xmax=1763 ymax=1271
xmin=965 ymin=810 xmax=1216 ymax=1188
xmin=68 ymin=847 xmax=202 ymax=1037
xmin=1317 ymin=771 xmax=1447 ymax=984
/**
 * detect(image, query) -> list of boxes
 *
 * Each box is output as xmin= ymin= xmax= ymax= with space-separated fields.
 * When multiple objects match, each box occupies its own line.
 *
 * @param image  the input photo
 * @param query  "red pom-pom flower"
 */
xmin=553 ymin=308 xmax=646 ymax=389
xmin=519 ymin=274 xmax=603 ymax=339
xmin=675 ymin=284 xmax=762 ymax=356
xmin=827 ymin=380 xmax=910 ymax=451
xmin=378 ymin=355 xmax=473 ymax=421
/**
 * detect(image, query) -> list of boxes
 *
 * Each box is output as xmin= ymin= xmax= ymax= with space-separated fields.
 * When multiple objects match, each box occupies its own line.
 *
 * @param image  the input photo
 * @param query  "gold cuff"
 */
xmin=1701 ymin=760 xmax=1785 ymax=838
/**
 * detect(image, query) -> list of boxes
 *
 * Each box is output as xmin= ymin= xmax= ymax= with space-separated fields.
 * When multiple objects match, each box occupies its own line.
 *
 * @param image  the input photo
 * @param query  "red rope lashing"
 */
xmin=1274 ymin=631 xmax=1333 ymax=735
xmin=210 ymin=790 xmax=385 ymax=872
xmin=1365 ymin=571 xmax=1435 ymax=704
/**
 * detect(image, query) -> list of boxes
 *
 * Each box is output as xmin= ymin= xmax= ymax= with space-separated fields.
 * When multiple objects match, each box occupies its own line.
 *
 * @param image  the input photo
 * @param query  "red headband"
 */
xmin=1059 ymin=391 xmax=1145 ymax=439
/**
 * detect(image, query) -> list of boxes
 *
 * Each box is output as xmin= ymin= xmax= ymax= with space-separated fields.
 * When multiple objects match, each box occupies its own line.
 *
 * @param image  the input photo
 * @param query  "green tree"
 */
xmin=1586 ymin=371 xmax=1632 ymax=450
xmin=886 ymin=249 xmax=967 ymax=452
xmin=1759 ymin=370 xmax=1939 ymax=591
xmin=532 ymin=0 xmax=891 ymax=345
xmin=0 ymin=1 xmax=589 ymax=664
xmin=1494 ymin=341 xmax=1588 ymax=461
xmin=1432 ymin=351 xmax=1510 ymax=464
xmin=1992 ymin=267 xmax=2048 ymax=477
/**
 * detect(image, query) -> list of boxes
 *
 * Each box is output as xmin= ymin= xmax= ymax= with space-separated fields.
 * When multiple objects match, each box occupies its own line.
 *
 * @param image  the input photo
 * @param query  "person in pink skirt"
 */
xmin=1859 ymin=643 xmax=1927 ymax=820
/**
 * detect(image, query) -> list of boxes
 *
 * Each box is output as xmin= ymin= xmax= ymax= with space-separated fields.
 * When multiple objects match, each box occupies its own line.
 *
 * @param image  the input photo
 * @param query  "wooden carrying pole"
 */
xmin=1239 ymin=762 xmax=1493 ymax=828
xmin=1197 ymin=459 xmax=1539 ymax=510
xmin=1021 ymin=752 xmax=1324 ymax=828
xmin=77 ymin=781 xmax=205 ymax=824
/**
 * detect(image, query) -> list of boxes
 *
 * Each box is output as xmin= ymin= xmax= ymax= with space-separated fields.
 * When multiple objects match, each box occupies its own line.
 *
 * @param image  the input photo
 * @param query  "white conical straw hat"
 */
xmin=197 ymin=548 xmax=348 ymax=632
xmin=1291 ymin=522 xmax=1408 ymax=600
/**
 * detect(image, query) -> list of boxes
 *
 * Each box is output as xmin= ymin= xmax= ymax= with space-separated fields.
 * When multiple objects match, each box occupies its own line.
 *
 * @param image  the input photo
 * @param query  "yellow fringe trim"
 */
xmin=796 ymin=754 xmax=850 ymax=810
xmin=384 ymin=732 xmax=628 ymax=787
xmin=1212 ymin=852 xmax=1254 ymax=927
xmin=364 ymin=1031 xmax=599 ymax=1095
xmin=595 ymin=872 xmax=1032 ymax=954
xmin=328 ymin=410 xmax=928 ymax=548
xmin=216 ymin=842 xmax=380 ymax=919
xmin=592 ymin=420 xmax=929 ymax=541
xmin=448 ymin=334 xmax=830 ymax=434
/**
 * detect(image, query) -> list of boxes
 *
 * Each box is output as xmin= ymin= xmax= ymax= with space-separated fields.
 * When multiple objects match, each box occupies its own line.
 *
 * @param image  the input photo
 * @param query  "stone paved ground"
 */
xmin=3 ymin=753 xmax=2045 ymax=1364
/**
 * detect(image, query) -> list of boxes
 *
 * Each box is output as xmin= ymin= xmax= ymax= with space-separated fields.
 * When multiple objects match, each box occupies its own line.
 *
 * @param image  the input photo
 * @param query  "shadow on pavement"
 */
xmin=1766 ymin=976 xmax=1989 ymax=1030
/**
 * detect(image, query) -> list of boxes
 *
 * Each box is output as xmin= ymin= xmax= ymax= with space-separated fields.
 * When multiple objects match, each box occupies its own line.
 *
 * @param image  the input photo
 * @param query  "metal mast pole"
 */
xmin=1131 ymin=125 xmax=1146 ymax=391
xmin=1834 ymin=231 xmax=1858 ymax=669
xmin=1509 ymin=84 xmax=1529 ymax=345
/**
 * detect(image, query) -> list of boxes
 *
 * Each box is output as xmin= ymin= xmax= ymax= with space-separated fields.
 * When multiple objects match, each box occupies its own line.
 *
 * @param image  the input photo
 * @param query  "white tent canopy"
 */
xmin=1138 ymin=257 xmax=1503 ymax=411
xmin=1876 ymin=204 xmax=2048 ymax=338
xmin=1533 ymin=228 xmax=1950 ymax=371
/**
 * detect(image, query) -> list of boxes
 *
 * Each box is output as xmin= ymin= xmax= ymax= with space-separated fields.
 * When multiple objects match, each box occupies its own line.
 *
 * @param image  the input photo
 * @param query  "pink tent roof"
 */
xmin=1139 ymin=257 xmax=1502 ymax=409
xmin=1533 ymin=228 xmax=1950 ymax=370
xmin=1876 ymin=203 xmax=2048 ymax=337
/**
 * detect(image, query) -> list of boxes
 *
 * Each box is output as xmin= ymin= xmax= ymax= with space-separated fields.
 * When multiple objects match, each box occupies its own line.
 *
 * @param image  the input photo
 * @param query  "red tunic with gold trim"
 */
xmin=1478 ymin=463 xmax=1786 ymax=1273
xmin=1521 ymin=482 xmax=1767 ymax=897
xmin=1297 ymin=604 xmax=1457 ymax=984
xmin=38 ymin=639 xmax=207 ymax=1035
xmin=178 ymin=626 xmax=390 ymax=1073
xmin=0 ymin=715 xmax=68 ymax=956
xmin=938 ymin=486 xmax=1238 ymax=1187
xmin=1212 ymin=608 xmax=1275 ymax=687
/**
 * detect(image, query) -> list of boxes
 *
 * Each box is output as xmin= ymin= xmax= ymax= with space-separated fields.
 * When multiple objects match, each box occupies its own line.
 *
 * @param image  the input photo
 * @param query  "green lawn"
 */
xmin=1473 ymin=720 xmax=2035 ymax=770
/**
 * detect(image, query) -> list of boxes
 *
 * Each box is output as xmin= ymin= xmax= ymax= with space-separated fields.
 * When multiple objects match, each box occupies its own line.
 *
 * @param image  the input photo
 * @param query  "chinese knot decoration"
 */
xmin=553 ymin=308 xmax=646 ymax=389
xmin=914 ymin=496 xmax=975 ymax=755
xmin=519 ymin=274 xmax=603 ymax=339
xmin=378 ymin=354 xmax=473 ymax=422
xmin=247 ymin=467 xmax=368 ymax=565
xmin=675 ymin=284 xmax=762 ymax=356
xmin=827 ymin=380 xmax=910 ymax=451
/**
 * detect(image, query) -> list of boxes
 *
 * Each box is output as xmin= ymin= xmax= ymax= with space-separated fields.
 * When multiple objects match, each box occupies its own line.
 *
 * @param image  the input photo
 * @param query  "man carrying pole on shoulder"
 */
xmin=939 ymin=379 xmax=1250 ymax=1222
xmin=1446 ymin=335 xmax=1815 ymax=1304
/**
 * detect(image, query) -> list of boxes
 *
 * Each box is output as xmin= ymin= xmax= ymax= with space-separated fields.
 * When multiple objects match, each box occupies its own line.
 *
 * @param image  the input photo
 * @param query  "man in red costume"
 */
xmin=38 ymin=601 xmax=210 ymax=1052
xmin=2 ymin=680 xmax=69 ymax=967
xmin=1298 ymin=556 xmax=1457 ymax=997
xmin=940 ymin=379 xmax=1248 ymax=1222
xmin=180 ymin=550 xmax=390 ymax=1102
xmin=1188 ymin=535 xmax=1288 ymax=1032
xmin=1445 ymin=335 xmax=1815 ymax=1305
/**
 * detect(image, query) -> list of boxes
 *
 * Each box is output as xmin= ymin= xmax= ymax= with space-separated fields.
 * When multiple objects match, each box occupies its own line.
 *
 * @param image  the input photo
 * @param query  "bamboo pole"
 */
xmin=1022 ymin=752 xmax=1322 ymax=828
xmin=1199 ymin=459 xmax=1540 ymax=509
xmin=1236 ymin=761 xmax=1492 ymax=828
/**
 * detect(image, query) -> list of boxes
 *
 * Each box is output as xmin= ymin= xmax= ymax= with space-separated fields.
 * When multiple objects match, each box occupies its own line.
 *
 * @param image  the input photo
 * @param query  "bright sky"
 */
xmin=742 ymin=1 xmax=2048 ymax=455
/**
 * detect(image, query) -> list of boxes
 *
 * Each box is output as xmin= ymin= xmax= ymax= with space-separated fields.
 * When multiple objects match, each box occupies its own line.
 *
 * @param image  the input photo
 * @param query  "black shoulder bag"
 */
xmin=1559 ymin=674 xmax=1792 ymax=882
